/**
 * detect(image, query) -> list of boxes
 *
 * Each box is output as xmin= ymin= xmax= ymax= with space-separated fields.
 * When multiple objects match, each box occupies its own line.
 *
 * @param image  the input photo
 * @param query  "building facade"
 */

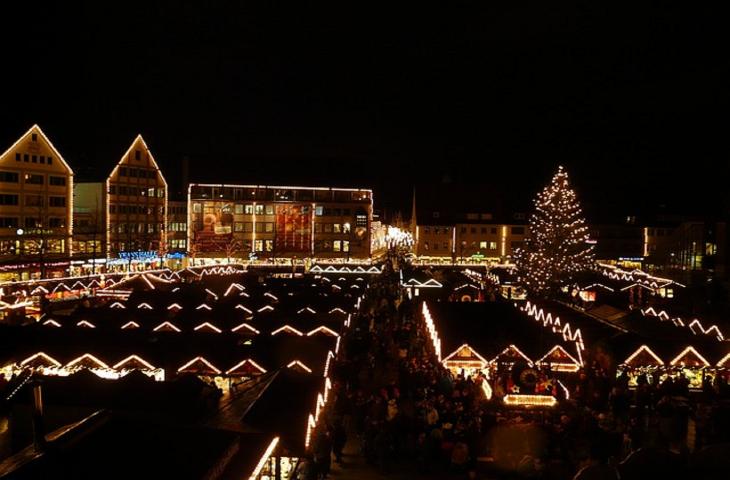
xmin=106 ymin=136 xmax=167 ymax=257
xmin=188 ymin=184 xmax=373 ymax=261
xmin=413 ymin=221 xmax=528 ymax=263
xmin=167 ymin=200 xmax=188 ymax=253
xmin=0 ymin=125 xmax=73 ymax=280
xmin=72 ymin=182 xmax=106 ymax=261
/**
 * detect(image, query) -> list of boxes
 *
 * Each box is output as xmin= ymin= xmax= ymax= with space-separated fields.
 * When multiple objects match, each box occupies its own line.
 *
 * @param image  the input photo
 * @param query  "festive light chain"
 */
xmin=309 ymin=265 xmax=382 ymax=274
xmin=521 ymin=301 xmax=584 ymax=366
xmin=597 ymin=264 xmax=685 ymax=288
xmin=622 ymin=344 xmax=720 ymax=367
xmin=641 ymin=307 xmax=725 ymax=341
xmin=421 ymin=302 xmax=442 ymax=361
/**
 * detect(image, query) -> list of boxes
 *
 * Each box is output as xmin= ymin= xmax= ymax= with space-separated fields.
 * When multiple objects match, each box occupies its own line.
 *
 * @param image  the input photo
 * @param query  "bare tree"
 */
xmin=224 ymin=238 xmax=241 ymax=264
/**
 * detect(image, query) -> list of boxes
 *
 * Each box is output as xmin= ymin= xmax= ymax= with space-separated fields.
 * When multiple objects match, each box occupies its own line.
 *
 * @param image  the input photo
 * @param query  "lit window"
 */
xmin=479 ymin=241 xmax=487 ymax=249
xmin=255 ymin=204 xmax=264 ymax=215
xmin=245 ymin=204 xmax=254 ymax=214
xmin=343 ymin=222 xmax=351 ymax=233
xmin=333 ymin=240 xmax=341 ymax=252
xmin=315 ymin=206 xmax=324 ymax=216
xmin=333 ymin=223 xmax=341 ymax=233
xmin=343 ymin=240 xmax=350 ymax=252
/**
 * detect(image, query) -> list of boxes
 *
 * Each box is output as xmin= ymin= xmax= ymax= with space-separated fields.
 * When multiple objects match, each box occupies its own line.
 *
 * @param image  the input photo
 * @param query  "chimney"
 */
xmin=31 ymin=378 xmax=46 ymax=452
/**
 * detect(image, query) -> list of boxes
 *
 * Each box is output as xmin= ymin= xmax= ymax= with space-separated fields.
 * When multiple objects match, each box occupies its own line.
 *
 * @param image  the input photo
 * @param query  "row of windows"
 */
xmin=459 ymin=226 xmax=525 ymax=235
xmin=192 ymin=185 xmax=370 ymax=203
xmin=0 ymin=194 xmax=65 ymax=207
xmin=190 ymin=203 xmax=359 ymax=218
xmin=423 ymin=227 xmax=457 ymax=236
xmin=647 ymin=228 xmax=671 ymax=237
xmin=110 ymin=223 xmax=164 ymax=234
xmin=168 ymin=222 xmax=187 ymax=232
xmin=234 ymin=222 xmax=274 ymax=233
xmin=314 ymin=223 xmax=351 ymax=234
xmin=0 ymin=238 xmax=66 ymax=256
xmin=72 ymin=240 xmax=102 ymax=253
xmin=117 ymin=167 xmax=158 ymax=179
xmin=169 ymin=239 xmax=187 ymax=249
xmin=0 ymin=171 xmax=67 ymax=186
xmin=112 ymin=241 xmax=162 ymax=252
xmin=110 ymin=204 xmax=164 ymax=215
xmin=422 ymin=240 xmax=522 ymax=252
xmin=109 ymin=185 xmax=165 ymax=197
xmin=423 ymin=226 xmax=525 ymax=235
xmin=231 ymin=239 xmax=351 ymax=253
xmin=169 ymin=205 xmax=186 ymax=215
xmin=14 ymin=153 xmax=54 ymax=165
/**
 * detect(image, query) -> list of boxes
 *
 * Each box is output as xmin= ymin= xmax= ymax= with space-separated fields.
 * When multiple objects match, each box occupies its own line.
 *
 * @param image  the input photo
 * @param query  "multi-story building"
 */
xmin=188 ymin=184 xmax=373 ymax=261
xmin=0 ymin=125 xmax=73 ymax=280
xmin=71 ymin=182 xmax=106 ymax=273
xmin=167 ymin=199 xmax=188 ymax=254
xmin=107 ymin=136 xmax=167 ymax=256
xmin=412 ymin=219 xmax=528 ymax=263
xmin=587 ymin=214 xmax=644 ymax=268
xmin=454 ymin=217 xmax=528 ymax=261
xmin=409 ymin=188 xmax=528 ymax=263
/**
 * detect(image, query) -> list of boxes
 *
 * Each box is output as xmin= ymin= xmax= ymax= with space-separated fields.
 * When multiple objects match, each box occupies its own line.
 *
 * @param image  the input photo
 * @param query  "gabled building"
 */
xmin=106 ymin=135 xmax=167 ymax=256
xmin=74 ymin=135 xmax=168 ymax=269
xmin=0 ymin=125 xmax=73 ymax=280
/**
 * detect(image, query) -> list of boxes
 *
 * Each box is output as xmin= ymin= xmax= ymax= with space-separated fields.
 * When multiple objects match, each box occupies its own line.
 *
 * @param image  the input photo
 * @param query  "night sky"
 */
xmin=1 ymin=1 xmax=727 ymax=218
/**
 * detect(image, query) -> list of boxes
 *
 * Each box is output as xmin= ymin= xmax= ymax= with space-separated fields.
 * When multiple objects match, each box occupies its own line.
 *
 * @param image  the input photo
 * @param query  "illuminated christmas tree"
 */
xmin=516 ymin=166 xmax=594 ymax=296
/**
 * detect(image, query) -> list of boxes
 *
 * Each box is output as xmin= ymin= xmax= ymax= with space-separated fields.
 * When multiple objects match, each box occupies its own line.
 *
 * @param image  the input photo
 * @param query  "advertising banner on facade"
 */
xmin=275 ymin=204 xmax=311 ymax=253
xmin=195 ymin=201 xmax=233 ymax=252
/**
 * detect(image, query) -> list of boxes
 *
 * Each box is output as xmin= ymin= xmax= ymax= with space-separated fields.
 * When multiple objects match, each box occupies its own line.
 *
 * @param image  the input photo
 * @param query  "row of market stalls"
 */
xmin=1 ymin=274 xmax=357 ymax=387
xmin=521 ymin=299 xmax=730 ymax=392
xmin=421 ymin=300 xmax=585 ymax=406
xmin=0 ymin=269 xmax=368 ymax=479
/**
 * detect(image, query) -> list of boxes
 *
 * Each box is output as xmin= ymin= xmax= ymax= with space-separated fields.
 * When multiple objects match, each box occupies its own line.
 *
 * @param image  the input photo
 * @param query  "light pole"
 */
xmin=16 ymin=228 xmax=24 ymax=279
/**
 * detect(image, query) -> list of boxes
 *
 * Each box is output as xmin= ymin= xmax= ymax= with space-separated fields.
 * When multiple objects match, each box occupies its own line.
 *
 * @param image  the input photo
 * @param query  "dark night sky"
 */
xmin=1 ymin=1 xmax=727 ymax=218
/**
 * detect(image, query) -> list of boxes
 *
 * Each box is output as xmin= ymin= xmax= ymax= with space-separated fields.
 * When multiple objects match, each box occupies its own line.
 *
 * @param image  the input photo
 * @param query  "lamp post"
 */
xmin=16 ymin=228 xmax=24 ymax=279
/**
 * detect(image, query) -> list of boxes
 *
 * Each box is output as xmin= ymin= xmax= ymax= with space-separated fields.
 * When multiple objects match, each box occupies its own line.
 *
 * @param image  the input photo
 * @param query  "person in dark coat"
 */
xmin=313 ymin=429 xmax=333 ymax=479
xmin=332 ymin=419 xmax=347 ymax=464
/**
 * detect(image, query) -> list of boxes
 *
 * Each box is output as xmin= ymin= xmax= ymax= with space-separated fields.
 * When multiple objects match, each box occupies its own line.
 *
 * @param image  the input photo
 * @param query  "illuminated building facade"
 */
xmin=0 ymin=125 xmax=73 ymax=280
xmin=106 ymin=135 xmax=167 ymax=256
xmin=409 ymin=185 xmax=527 ymax=263
xmin=167 ymin=200 xmax=188 ymax=254
xmin=412 ymin=219 xmax=528 ymax=263
xmin=72 ymin=182 xmax=106 ymax=264
xmin=188 ymin=184 xmax=373 ymax=260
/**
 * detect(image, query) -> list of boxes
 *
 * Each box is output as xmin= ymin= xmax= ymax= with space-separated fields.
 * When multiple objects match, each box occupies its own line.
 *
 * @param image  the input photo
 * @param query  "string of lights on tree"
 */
xmin=515 ymin=166 xmax=594 ymax=295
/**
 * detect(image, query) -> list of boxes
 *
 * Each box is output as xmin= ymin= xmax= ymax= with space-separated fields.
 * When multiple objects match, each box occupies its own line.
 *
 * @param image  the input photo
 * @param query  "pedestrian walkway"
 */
xmin=329 ymin=434 xmax=423 ymax=480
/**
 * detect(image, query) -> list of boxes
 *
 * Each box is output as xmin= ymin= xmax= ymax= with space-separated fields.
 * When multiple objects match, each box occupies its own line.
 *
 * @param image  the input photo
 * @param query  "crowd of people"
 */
xmin=299 ymin=249 xmax=730 ymax=479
